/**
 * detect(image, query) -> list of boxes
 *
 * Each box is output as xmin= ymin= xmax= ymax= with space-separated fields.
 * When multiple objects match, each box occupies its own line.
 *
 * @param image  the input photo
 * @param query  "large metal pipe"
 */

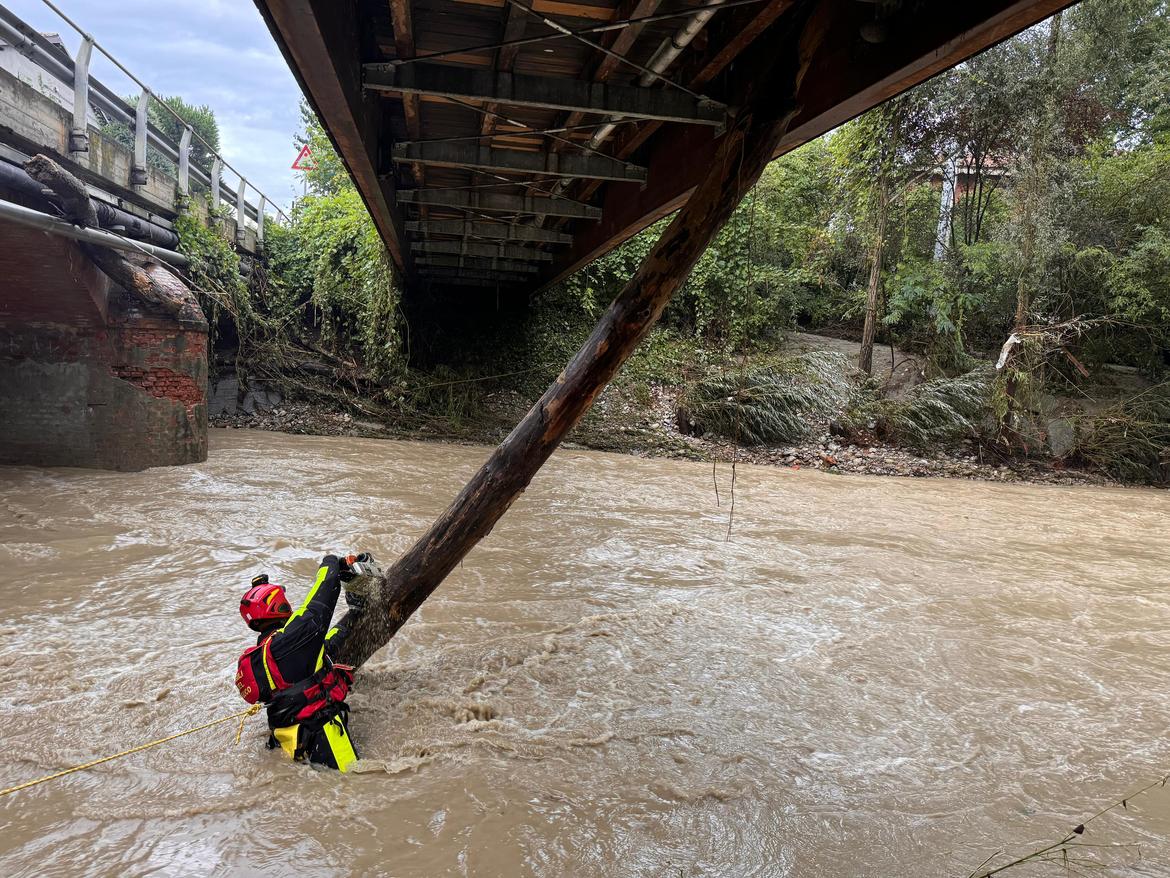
xmin=0 ymin=197 xmax=189 ymax=266
xmin=589 ymin=0 xmax=728 ymax=149
xmin=0 ymin=160 xmax=180 ymax=248
xmin=92 ymin=200 xmax=181 ymax=249
xmin=549 ymin=0 xmax=729 ymax=199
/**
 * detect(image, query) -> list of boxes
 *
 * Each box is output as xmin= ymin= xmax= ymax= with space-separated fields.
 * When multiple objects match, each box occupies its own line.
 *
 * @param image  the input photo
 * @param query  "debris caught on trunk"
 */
xmin=23 ymin=154 xmax=206 ymax=329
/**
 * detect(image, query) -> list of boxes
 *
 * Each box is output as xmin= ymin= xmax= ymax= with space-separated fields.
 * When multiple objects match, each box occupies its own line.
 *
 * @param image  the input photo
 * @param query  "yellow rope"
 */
xmin=0 ymin=704 xmax=262 ymax=798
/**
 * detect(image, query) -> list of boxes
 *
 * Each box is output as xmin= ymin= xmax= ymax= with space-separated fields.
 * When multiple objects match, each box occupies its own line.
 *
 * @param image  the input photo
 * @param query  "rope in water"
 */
xmin=0 ymin=704 xmax=262 ymax=798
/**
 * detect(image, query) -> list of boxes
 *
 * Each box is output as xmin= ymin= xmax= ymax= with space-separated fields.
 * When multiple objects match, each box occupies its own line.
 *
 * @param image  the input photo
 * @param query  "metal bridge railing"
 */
xmin=0 ymin=0 xmax=288 ymax=243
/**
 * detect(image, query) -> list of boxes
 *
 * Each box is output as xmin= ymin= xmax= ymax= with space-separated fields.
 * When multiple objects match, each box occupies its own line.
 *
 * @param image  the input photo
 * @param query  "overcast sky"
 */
xmin=7 ymin=0 xmax=307 ymax=210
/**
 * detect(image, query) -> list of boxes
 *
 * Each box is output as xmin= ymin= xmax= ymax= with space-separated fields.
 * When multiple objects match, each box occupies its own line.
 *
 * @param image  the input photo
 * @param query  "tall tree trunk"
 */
xmin=860 ymin=99 xmax=903 ymax=376
xmin=859 ymin=174 xmax=890 ymax=375
xmin=1001 ymin=11 xmax=1062 ymax=440
xmin=335 ymin=5 xmax=831 ymax=669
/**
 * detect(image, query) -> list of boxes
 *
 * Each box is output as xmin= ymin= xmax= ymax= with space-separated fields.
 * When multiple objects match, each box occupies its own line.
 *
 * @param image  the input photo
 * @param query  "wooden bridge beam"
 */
xmin=389 ymin=0 xmax=425 ymax=193
xmin=417 ymin=274 xmax=530 ymax=287
xmin=406 ymin=219 xmax=572 ymax=243
xmin=397 ymin=188 xmax=601 ymax=219
xmin=417 ymin=254 xmax=541 ymax=273
xmin=393 ymin=141 xmax=646 ymax=181
xmin=364 ymin=62 xmax=726 ymax=125
xmin=479 ymin=0 xmax=533 ymax=141
xmin=418 ymin=268 xmax=533 ymax=282
xmin=411 ymin=239 xmax=554 ymax=260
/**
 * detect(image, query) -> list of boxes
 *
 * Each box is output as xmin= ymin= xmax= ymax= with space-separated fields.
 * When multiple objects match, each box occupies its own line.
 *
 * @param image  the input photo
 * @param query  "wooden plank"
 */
xmin=412 ymin=239 xmax=555 ymax=260
xmin=446 ymin=0 xmax=615 ymax=22
xmin=417 ymin=254 xmax=542 ymax=272
xmin=592 ymin=0 xmax=661 ymax=83
xmin=690 ymin=0 xmax=797 ymax=88
xmin=419 ymin=267 xmax=533 ymax=280
xmin=480 ymin=0 xmax=533 ymax=143
xmin=389 ymin=0 xmax=426 ymax=193
xmin=399 ymin=188 xmax=602 ymax=218
xmin=417 ymin=274 xmax=531 ymax=287
xmin=496 ymin=0 xmax=533 ymax=73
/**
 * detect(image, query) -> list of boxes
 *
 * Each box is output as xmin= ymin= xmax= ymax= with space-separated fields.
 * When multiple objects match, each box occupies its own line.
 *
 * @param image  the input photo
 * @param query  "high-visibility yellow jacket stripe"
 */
xmin=261 ymin=642 xmax=277 ymax=690
xmin=280 ymin=565 xmax=329 ymax=633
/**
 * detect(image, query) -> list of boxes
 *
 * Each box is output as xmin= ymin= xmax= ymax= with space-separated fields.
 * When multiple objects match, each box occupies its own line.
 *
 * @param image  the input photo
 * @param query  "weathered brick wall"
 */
xmin=0 ymin=296 xmax=209 ymax=472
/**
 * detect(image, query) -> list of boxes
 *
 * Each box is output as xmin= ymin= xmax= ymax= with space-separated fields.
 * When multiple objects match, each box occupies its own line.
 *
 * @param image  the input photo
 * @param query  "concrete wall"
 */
xmin=0 ymin=65 xmax=177 ymax=215
xmin=0 ymin=227 xmax=208 ymax=471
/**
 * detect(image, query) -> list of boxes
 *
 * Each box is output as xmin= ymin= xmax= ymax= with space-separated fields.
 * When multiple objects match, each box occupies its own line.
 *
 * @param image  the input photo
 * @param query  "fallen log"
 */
xmin=23 ymin=155 xmax=207 ymax=330
xmin=335 ymin=4 xmax=831 ymax=667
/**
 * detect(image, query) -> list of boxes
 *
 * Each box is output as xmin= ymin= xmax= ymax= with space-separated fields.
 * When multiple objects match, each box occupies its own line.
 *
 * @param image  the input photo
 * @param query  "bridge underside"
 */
xmin=256 ymin=0 xmax=1073 ymax=301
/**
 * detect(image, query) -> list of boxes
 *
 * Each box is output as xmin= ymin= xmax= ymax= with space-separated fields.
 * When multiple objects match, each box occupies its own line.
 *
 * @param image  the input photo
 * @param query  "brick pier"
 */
xmin=0 ymin=225 xmax=208 ymax=471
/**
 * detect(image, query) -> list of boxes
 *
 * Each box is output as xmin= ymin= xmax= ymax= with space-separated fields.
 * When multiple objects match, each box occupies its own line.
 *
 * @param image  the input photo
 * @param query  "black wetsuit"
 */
xmin=253 ymin=555 xmax=360 ymax=771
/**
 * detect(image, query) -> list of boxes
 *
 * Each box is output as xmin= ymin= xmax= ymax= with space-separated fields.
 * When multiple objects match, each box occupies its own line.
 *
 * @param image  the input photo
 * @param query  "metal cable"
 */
xmin=445 ymin=96 xmax=639 ymax=168
xmin=403 ymin=118 xmax=641 ymax=147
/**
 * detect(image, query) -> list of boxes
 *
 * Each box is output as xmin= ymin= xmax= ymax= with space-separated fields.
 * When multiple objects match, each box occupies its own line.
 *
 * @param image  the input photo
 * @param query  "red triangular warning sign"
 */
xmin=292 ymin=144 xmax=318 ymax=171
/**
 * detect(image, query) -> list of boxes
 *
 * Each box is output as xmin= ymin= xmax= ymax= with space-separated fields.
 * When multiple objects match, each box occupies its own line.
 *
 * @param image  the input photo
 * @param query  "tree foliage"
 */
xmin=103 ymin=93 xmax=221 ymax=184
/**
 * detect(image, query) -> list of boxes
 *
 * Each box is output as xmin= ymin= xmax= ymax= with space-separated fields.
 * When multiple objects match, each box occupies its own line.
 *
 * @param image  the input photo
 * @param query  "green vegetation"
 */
xmin=678 ymin=353 xmax=854 ymax=445
xmin=264 ymin=186 xmax=403 ymax=388
xmin=880 ymin=369 xmax=994 ymax=450
xmin=172 ymin=99 xmax=405 ymax=405
xmin=1075 ymin=383 xmax=1170 ymax=483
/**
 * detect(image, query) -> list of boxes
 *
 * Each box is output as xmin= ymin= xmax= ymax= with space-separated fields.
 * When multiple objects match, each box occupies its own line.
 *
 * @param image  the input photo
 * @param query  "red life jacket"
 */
xmin=235 ymin=634 xmax=287 ymax=704
xmin=235 ymin=635 xmax=353 ymax=725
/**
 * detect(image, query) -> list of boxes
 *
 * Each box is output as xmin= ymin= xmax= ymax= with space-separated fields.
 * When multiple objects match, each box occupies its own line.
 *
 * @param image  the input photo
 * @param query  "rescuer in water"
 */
xmin=234 ymin=553 xmax=380 ymax=772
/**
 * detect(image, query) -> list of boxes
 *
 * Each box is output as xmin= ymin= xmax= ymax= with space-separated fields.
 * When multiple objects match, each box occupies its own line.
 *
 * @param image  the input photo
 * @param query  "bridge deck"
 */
xmin=256 ymin=0 xmax=1074 ymax=294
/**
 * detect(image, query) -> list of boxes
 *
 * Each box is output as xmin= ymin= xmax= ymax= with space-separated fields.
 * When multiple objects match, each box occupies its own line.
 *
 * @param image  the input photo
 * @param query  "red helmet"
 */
xmin=240 ymin=574 xmax=292 ymax=632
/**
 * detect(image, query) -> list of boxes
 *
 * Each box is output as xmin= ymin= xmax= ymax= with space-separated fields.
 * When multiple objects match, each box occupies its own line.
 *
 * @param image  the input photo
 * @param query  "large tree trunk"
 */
xmin=335 ymin=4 xmax=831 ymax=669
xmin=1000 ymin=11 xmax=1062 ymax=442
xmin=23 ymin=154 xmax=207 ymax=329
xmin=858 ymin=175 xmax=890 ymax=375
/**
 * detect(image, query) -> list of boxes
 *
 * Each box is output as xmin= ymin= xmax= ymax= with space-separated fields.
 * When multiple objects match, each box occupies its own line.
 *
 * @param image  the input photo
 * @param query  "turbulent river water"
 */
xmin=2 ymin=429 xmax=1169 ymax=877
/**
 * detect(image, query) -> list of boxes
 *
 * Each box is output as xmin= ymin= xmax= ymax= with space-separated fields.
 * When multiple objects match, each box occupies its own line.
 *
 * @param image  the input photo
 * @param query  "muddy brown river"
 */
xmin=1 ymin=429 xmax=1169 ymax=877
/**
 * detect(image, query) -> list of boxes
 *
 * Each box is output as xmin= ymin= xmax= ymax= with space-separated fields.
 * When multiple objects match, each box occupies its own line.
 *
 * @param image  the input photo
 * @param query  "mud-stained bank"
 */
xmin=1 ymin=429 xmax=1169 ymax=877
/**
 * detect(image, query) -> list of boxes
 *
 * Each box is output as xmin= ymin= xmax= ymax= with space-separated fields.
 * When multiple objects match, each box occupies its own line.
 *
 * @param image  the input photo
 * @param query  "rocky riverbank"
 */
xmin=211 ymin=380 xmax=1113 ymax=488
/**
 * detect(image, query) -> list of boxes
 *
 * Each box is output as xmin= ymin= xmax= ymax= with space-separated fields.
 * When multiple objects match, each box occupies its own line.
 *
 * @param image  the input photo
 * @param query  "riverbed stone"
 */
xmin=1045 ymin=417 xmax=1077 ymax=458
